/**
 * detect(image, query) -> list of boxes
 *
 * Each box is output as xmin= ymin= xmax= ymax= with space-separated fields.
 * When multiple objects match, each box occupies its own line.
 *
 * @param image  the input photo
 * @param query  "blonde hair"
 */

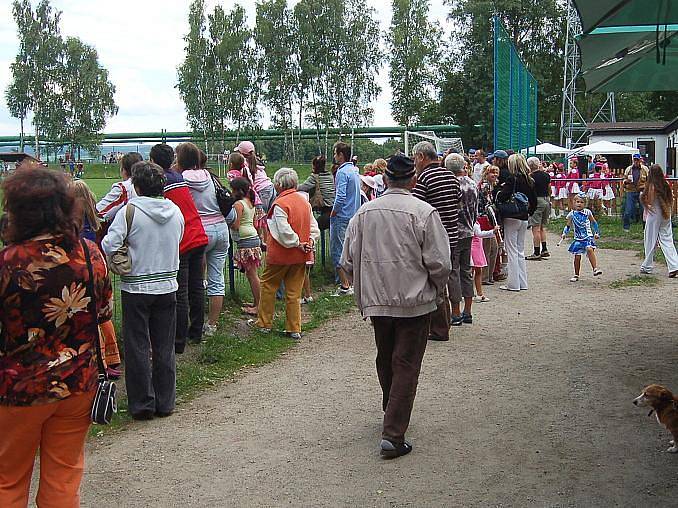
xmin=482 ymin=164 xmax=499 ymax=181
xmin=373 ymin=158 xmax=387 ymax=174
xmin=363 ymin=163 xmax=374 ymax=174
xmin=72 ymin=179 xmax=100 ymax=232
xmin=507 ymin=154 xmax=534 ymax=185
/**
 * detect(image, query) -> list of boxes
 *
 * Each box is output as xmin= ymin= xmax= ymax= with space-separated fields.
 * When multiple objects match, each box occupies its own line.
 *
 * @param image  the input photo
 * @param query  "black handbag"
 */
xmin=81 ymin=239 xmax=117 ymax=425
xmin=209 ymin=171 xmax=236 ymax=219
xmin=496 ymin=174 xmax=529 ymax=220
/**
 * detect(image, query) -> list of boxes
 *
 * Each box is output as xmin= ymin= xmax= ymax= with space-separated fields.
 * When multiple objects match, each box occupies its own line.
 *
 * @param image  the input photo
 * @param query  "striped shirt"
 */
xmin=412 ymin=164 xmax=461 ymax=249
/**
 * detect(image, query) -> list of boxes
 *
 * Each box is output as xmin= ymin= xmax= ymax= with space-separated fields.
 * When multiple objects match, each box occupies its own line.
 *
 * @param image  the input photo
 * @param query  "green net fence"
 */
xmin=493 ymin=16 xmax=538 ymax=152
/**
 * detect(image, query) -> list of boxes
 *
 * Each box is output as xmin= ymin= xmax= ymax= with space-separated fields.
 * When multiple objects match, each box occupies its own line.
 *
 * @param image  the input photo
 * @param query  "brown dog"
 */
xmin=633 ymin=384 xmax=678 ymax=453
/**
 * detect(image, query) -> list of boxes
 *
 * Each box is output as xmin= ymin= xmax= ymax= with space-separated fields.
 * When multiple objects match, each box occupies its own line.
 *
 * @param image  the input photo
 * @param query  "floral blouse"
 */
xmin=0 ymin=236 xmax=113 ymax=406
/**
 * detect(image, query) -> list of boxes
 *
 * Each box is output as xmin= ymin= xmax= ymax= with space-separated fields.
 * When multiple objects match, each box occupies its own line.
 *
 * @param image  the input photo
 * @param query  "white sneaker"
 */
xmin=570 ymin=275 xmax=579 ymax=282
xmin=332 ymin=286 xmax=354 ymax=297
xmin=474 ymin=295 xmax=490 ymax=303
xmin=640 ymin=267 xmax=653 ymax=274
xmin=301 ymin=296 xmax=314 ymax=304
xmin=203 ymin=323 xmax=217 ymax=337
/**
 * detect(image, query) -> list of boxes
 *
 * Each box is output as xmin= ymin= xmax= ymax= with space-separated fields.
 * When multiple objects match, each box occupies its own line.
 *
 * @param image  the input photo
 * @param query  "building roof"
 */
xmin=588 ymin=117 xmax=678 ymax=135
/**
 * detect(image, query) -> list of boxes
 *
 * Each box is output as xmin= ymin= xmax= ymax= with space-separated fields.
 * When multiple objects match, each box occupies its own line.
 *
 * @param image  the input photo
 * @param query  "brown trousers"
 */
xmin=371 ymin=313 xmax=431 ymax=444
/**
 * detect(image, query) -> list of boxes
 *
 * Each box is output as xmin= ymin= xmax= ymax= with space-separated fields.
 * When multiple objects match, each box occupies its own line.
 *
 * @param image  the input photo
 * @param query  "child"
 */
xmin=566 ymin=157 xmax=580 ymax=212
xmin=561 ymin=193 xmax=603 ymax=282
xmin=373 ymin=158 xmax=387 ymax=197
xmin=548 ymin=162 xmax=558 ymax=219
xmin=554 ymin=163 xmax=568 ymax=217
xmin=602 ymin=164 xmax=616 ymax=216
xmin=359 ymin=175 xmax=376 ymax=205
xmin=297 ymin=191 xmax=315 ymax=304
xmin=472 ymin=222 xmax=501 ymax=302
xmin=586 ymin=162 xmax=604 ymax=213
xmin=230 ymin=177 xmax=262 ymax=315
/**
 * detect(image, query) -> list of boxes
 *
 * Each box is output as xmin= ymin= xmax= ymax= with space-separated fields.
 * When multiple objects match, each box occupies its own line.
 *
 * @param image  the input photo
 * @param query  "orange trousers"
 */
xmin=0 ymin=392 xmax=94 ymax=508
xmin=100 ymin=320 xmax=121 ymax=367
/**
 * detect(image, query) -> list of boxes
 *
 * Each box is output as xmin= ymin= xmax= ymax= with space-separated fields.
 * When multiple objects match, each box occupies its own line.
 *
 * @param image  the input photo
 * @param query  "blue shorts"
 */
xmin=330 ymin=216 xmax=351 ymax=268
xmin=568 ymin=237 xmax=596 ymax=255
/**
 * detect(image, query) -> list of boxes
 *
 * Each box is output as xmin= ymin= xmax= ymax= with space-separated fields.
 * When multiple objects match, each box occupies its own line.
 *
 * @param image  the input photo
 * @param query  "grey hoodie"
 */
xmin=102 ymin=196 xmax=185 ymax=295
xmin=182 ymin=169 xmax=228 ymax=226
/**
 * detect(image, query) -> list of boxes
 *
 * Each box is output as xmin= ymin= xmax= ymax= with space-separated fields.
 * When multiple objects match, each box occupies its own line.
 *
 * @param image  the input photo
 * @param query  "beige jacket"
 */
xmin=340 ymin=188 xmax=452 ymax=318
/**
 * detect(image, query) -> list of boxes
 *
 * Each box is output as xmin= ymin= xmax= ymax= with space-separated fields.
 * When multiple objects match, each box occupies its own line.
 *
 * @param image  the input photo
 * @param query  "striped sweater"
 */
xmin=412 ymin=164 xmax=462 ymax=249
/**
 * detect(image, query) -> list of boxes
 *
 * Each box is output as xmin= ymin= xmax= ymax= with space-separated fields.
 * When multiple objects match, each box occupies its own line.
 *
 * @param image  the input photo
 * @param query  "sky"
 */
xmin=0 ymin=0 xmax=451 ymax=137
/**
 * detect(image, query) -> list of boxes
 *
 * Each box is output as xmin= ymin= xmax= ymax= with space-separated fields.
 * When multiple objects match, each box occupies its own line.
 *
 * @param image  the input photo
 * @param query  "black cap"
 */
xmin=386 ymin=154 xmax=416 ymax=180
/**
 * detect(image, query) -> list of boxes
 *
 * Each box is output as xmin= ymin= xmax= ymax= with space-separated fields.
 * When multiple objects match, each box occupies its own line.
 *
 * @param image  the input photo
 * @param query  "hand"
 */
xmin=330 ymin=210 xmax=337 ymax=218
xmin=594 ymin=234 xmax=600 ymax=239
xmin=561 ymin=234 xmax=566 ymax=239
xmin=493 ymin=226 xmax=501 ymax=232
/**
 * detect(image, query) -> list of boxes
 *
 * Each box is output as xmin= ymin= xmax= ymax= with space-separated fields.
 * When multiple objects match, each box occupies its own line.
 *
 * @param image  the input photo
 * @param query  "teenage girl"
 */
xmin=587 ymin=162 xmax=604 ymax=213
xmin=230 ymin=177 xmax=262 ymax=315
xmin=566 ymin=157 xmax=580 ymax=212
xmin=602 ymin=164 xmax=616 ymax=216
xmin=561 ymin=193 xmax=603 ymax=282
xmin=640 ymin=164 xmax=678 ymax=277
xmin=554 ymin=163 xmax=568 ymax=217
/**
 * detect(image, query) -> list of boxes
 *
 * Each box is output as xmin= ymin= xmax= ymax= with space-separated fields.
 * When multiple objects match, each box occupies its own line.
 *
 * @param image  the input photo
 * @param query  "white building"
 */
xmin=588 ymin=117 xmax=678 ymax=174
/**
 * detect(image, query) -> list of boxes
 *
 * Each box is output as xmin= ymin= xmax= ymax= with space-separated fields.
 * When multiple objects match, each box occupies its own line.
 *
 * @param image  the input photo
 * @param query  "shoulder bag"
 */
xmin=209 ymin=171 xmax=236 ymax=219
xmin=496 ymin=174 xmax=529 ymax=220
xmin=81 ymin=239 xmax=117 ymax=425
xmin=108 ymin=204 xmax=135 ymax=275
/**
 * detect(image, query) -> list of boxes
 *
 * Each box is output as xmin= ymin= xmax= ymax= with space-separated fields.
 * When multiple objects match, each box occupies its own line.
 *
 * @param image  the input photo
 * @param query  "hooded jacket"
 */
xmin=102 ymin=196 xmax=184 ymax=294
xmin=163 ymin=170 xmax=208 ymax=254
xmin=182 ymin=169 xmax=226 ymax=227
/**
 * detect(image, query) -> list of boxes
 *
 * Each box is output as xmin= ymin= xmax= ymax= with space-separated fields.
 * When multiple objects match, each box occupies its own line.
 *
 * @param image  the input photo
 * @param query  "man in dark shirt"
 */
xmin=526 ymin=157 xmax=552 ymax=260
xmin=411 ymin=141 xmax=461 ymax=341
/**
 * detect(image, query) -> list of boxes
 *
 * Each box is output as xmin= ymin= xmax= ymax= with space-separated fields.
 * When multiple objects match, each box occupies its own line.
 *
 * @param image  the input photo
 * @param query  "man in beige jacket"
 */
xmin=341 ymin=154 xmax=451 ymax=459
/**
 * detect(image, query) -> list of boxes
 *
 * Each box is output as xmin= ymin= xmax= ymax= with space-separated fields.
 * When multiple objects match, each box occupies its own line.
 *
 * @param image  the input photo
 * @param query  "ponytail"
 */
xmin=245 ymin=152 xmax=258 ymax=182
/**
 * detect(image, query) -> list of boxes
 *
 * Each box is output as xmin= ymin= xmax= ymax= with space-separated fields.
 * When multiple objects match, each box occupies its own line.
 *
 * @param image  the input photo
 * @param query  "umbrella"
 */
xmin=572 ymin=0 xmax=678 ymax=35
xmin=520 ymin=143 xmax=571 ymax=155
xmin=569 ymin=140 xmax=638 ymax=156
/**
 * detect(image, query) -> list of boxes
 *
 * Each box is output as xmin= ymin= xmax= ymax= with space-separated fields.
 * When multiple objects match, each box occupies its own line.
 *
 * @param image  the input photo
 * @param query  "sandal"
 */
xmin=570 ymin=275 xmax=579 ymax=282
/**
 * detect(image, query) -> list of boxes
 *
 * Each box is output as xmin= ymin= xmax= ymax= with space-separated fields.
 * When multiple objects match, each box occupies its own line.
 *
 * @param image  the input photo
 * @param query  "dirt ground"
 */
xmin=77 ymin=234 xmax=678 ymax=507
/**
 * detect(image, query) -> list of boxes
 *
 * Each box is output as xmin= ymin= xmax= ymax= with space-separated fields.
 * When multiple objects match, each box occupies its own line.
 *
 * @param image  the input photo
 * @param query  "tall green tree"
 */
xmin=54 ymin=37 xmax=117 ymax=156
xmin=9 ymin=0 xmax=64 ymax=158
xmin=4 ymin=62 xmax=30 ymax=151
xmin=255 ymin=0 xmax=299 ymax=160
xmin=388 ymin=0 xmax=441 ymax=126
xmin=427 ymin=0 xmax=566 ymax=148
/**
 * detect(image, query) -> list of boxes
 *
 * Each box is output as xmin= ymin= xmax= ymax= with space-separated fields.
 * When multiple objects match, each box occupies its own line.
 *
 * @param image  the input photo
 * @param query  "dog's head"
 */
xmin=633 ymin=384 xmax=676 ymax=410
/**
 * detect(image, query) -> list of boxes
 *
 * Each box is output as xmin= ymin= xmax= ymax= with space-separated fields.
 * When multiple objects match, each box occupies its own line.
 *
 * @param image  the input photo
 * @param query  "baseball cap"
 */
xmin=633 ymin=153 xmax=642 ymax=159
xmin=235 ymin=141 xmax=256 ymax=155
xmin=493 ymin=150 xmax=509 ymax=159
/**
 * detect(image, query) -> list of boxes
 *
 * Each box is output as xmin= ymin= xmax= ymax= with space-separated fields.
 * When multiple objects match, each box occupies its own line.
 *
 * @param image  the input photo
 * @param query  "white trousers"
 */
xmin=641 ymin=212 xmax=678 ymax=273
xmin=503 ymin=218 xmax=528 ymax=290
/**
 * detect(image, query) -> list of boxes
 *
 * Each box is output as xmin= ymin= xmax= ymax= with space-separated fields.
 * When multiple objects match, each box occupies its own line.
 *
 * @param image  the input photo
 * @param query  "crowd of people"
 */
xmin=1 ymin=137 xmax=677 ymax=506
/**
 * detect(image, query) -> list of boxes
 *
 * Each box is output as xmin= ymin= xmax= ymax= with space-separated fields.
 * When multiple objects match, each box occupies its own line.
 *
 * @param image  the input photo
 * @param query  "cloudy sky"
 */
xmin=0 ymin=0 xmax=451 ymax=136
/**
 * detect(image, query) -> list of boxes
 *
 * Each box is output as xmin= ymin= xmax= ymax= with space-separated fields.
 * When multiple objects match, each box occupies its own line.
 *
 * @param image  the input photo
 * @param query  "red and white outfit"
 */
xmin=96 ymin=179 xmax=136 ymax=221
xmin=602 ymin=170 xmax=616 ymax=201
xmin=566 ymin=167 xmax=580 ymax=195
xmin=555 ymin=172 xmax=568 ymax=200
xmin=587 ymin=171 xmax=604 ymax=200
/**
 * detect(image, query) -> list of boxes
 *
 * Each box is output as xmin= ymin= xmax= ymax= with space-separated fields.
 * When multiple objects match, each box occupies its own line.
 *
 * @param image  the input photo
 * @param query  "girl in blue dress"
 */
xmin=561 ymin=193 xmax=603 ymax=282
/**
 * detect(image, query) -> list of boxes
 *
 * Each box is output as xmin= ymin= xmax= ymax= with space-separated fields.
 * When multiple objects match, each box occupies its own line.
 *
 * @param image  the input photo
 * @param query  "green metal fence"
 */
xmin=493 ymin=16 xmax=538 ymax=152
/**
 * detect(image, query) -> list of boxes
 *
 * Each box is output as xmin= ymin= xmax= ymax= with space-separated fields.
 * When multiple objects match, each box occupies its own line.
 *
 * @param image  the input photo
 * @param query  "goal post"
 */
xmin=404 ymin=131 xmax=465 ymax=157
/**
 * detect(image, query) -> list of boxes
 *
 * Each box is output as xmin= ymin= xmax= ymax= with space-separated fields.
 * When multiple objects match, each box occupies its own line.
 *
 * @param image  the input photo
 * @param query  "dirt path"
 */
xmin=80 ymin=235 xmax=678 ymax=507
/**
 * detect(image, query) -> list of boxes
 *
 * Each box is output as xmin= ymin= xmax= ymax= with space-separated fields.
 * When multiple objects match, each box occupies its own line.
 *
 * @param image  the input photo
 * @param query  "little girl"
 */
xmin=566 ymin=157 xmax=580 ymax=212
xmin=554 ymin=163 xmax=568 ymax=218
xmin=561 ymin=193 xmax=603 ymax=282
xmin=472 ymin=222 xmax=501 ymax=302
xmin=230 ymin=177 xmax=262 ymax=315
xmin=602 ymin=164 xmax=616 ymax=216
xmin=586 ymin=162 xmax=604 ymax=213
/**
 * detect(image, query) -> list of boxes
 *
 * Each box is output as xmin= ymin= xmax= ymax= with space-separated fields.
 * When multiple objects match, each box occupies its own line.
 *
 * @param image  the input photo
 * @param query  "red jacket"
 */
xmin=164 ymin=170 xmax=208 ymax=254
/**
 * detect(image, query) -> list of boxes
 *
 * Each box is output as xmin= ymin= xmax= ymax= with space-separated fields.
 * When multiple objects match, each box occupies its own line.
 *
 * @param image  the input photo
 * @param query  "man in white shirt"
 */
xmin=472 ymin=149 xmax=490 ymax=184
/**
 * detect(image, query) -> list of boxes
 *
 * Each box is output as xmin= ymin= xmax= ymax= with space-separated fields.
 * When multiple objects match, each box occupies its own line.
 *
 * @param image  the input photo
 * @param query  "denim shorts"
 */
xmin=330 ymin=216 xmax=351 ymax=268
xmin=204 ymin=222 xmax=230 ymax=296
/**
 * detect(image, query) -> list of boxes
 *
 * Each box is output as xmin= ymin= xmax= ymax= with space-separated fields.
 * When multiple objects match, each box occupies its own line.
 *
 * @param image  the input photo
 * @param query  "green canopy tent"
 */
xmin=578 ymin=25 xmax=678 ymax=92
xmin=573 ymin=0 xmax=678 ymax=35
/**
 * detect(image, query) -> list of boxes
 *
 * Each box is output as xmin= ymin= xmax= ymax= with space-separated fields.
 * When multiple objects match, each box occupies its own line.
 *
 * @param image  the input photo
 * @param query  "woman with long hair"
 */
xmin=0 ymin=167 xmax=113 ymax=506
xmin=640 ymin=164 xmax=678 ymax=277
xmin=496 ymin=154 xmax=537 ymax=292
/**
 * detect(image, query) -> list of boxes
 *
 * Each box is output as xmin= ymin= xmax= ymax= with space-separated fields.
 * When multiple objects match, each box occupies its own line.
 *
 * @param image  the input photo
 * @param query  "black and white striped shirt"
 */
xmin=412 ymin=164 xmax=461 ymax=249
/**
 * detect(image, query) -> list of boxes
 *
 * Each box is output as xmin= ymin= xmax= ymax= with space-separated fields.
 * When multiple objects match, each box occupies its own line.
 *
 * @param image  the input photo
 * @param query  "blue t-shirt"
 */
xmin=567 ymin=209 xmax=594 ymax=240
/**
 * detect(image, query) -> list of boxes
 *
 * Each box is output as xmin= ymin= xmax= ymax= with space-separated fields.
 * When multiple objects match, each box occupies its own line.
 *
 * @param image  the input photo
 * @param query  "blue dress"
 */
xmin=566 ymin=209 xmax=596 ymax=255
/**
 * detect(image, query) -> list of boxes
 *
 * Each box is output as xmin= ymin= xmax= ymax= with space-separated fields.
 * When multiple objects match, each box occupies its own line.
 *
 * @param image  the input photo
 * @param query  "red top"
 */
xmin=266 ymin=190 xmax=312 ymax=266
xmin=164 ymin=171 xmax=208 ymax=254
xmin=0 ymin=237 xmax=113 ymax=406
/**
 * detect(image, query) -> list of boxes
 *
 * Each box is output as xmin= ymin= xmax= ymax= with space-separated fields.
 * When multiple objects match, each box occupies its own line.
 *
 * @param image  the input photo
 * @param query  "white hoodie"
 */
xmin=102 ymin=196 xmax=185 ymax=294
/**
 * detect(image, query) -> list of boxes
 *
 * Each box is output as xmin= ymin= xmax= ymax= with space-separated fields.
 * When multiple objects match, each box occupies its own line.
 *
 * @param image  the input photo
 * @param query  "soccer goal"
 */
xmin=404 ymin=131 xmax=465 ymax=157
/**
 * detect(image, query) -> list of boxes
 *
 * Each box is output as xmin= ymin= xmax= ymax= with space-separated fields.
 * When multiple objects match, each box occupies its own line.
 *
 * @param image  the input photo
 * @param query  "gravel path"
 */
xmin=80 ymin=235 xmax=678 ymax=507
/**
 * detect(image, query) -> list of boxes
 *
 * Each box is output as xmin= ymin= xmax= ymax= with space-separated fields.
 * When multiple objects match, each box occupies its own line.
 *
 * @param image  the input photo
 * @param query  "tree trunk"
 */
xmin=34 ymin=126 xmax=40 ymax=160
xmin=19 ymin=117 xmax=25 ymax=152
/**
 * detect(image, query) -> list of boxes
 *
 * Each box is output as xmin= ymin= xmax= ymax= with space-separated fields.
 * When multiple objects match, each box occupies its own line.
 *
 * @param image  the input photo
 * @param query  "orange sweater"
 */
xmin=266 ymin=189 xmax=312 ymax=265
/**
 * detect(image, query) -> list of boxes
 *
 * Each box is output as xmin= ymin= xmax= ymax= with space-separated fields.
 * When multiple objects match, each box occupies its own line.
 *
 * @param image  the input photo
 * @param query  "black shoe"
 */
xmin=380 ymin=439 xmax=413 ymax=459
xmin=155 ymin=410 xmax=173 ymax=418
xmin=131 ymin=410 xmax=154 ymax=421
xmin=428 ymin=334 xmax=449 ymax=341
xmin=175 ymin=343 xmax=185 ymax=354
xmin=188 ymin=337 xmax=205 ymax=345
xmin=482 ymin=280 xmax=494 ymax=286
xmin=462 ymin=313 xmax=473 ymax=324
xmin=525 ymin=254 xmax=542 ymax=261
xmin=450 ymin=315 xmax=463 ymax=326
xmin=540 ymin=250 xmax=550 ymax=258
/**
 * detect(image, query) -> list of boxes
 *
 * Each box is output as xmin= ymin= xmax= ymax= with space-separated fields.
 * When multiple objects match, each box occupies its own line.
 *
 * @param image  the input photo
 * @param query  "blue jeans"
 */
xmin=204 ymin=222 xmax=230 ymax=296
xmin=330 ymin=216 xmax=351 ymax=269
xmin=623 ymin=191 xmax=643 ymax=230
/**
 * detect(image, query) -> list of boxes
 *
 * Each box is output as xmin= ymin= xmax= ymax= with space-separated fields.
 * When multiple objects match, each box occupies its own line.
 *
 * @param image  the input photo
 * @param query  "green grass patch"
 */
xmin=609 ymin=274 xmax=660 ymax=289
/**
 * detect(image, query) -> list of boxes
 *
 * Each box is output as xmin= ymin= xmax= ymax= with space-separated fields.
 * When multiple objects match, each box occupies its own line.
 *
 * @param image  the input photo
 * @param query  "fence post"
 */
xmin=321 ymin=228 xmax=327 ymax=268
xmin=228 ymin=240 xmax=236 ymax=297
